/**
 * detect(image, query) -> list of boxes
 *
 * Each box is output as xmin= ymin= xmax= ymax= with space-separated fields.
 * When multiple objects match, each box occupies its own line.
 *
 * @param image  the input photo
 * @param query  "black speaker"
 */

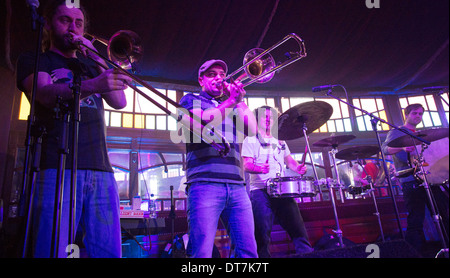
xmin=290 ymin=240 xmax=422 ymax=258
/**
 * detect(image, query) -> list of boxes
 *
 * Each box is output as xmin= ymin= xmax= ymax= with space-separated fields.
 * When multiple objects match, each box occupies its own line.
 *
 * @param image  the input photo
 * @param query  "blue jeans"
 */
xmin=31 ymin=169 xmax=121 ymax=258
xmin=186 ymin=182 xmax=258 ymax=258
xmin=250 ymin=189 xmax=313 ymax=257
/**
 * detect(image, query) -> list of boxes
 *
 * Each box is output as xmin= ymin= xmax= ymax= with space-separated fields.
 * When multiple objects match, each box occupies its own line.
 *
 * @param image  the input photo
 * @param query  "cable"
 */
xmin=256 ymin=0 xmax=280 ymax=48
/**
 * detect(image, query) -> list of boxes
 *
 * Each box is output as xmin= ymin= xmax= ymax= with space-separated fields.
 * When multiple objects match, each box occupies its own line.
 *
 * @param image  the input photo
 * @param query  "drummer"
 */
xmin=242 ymin=105 xmax=313 ymax=257
xmin=353 ymin=159 xmax=379 ymax=187
xmin=348 ymin=159 xmax=382 ymax=196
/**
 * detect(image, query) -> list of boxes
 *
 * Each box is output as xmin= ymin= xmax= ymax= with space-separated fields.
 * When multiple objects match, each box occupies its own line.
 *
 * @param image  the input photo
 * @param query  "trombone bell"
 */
xmin=107 ymin=30 xmax=143 ymax=70
xmin=225 ymin=33 xmax=306 ymax=87
xmin=242 ymin=48 xmax=276 ymax=84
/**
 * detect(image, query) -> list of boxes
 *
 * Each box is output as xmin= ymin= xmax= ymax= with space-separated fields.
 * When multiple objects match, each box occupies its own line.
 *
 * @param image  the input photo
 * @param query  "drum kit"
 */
xmin=266 ymin=101 xmax=449 ymax=248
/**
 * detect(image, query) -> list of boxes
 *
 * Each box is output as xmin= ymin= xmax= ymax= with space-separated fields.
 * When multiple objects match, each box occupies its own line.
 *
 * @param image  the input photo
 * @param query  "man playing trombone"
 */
xmin=16 ymin=0 xmax=130 ymax=257
xmin=179 ymin=59 xmax=258 ymax=258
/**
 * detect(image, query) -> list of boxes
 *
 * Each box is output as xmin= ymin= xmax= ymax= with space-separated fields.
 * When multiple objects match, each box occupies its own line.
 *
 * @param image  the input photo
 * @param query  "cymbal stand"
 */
xmin=300 ymin=123 xmax=322 ymax=194
xmin=318 ymin=178 xmax=344 ymax=248
xmin=356 ymin=160 xmax=385 ymax=242
xmin=328 ymin=145 xmax=345 ymax=203
xmin=324 ymin=143 xmax=345 ymax=247
xmin=413 ymin=143 xmax=448 ymax=257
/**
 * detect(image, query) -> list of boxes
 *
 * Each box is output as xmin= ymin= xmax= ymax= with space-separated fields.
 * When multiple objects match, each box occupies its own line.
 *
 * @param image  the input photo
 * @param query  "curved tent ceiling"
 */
xmin=3 ymin=0 xmax=449 ymax=94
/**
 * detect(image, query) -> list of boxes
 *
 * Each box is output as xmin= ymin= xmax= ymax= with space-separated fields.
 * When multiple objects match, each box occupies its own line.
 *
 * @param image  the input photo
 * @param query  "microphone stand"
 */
xmin=50 ymin=60 xmax=82 ymax=257
xmin=324 ymin=86 xmax=431 ymax=240
xmin=21 ymin=9 xmax=45 ymax=258
xmin=51 ymin=97 xmax=70 ymax=258
xmin=68 ymin=60 xmax=83 ymax=248
xmin=169 ymin=186 xmax=176 ymax=245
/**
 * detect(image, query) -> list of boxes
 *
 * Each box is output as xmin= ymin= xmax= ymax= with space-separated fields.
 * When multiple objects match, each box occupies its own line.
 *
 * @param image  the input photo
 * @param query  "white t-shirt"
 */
xmin=241 ymin=135 xmax=291 ymax=191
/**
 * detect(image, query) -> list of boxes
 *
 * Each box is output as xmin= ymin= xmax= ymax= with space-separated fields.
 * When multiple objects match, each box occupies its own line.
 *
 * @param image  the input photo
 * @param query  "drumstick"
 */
xmin=300 ymin=141 xmax=308 ymax=165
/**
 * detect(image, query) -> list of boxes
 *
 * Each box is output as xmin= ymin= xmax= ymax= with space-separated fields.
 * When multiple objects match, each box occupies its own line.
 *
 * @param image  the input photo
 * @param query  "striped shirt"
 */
xmin=179 ymin=91 xmax=244 ymax=185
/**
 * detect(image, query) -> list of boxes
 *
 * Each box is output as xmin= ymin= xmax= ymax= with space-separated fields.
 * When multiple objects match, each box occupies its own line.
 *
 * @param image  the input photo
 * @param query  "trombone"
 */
xmin=83 ymin=30 xmax=143 ymax=70
xmin=222 ymin=33 xmax=307 ymax=87
xmin=71 ymin=30 xmax=230 ymax=156
xmin=71 ymin=31 xmax=306 ymax=154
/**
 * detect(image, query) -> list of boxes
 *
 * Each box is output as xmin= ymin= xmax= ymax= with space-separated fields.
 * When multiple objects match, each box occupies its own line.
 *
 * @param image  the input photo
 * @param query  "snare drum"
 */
xmin=266 ymin=176 xmax=316 ymax=198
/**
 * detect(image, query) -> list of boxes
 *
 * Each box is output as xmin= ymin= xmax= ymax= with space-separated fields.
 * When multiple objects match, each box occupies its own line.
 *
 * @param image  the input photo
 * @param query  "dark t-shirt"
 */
xmin=16 ymin=50 xmax=113 ymax=172
xmin=381 ymin=126 xmax=416 ymax=184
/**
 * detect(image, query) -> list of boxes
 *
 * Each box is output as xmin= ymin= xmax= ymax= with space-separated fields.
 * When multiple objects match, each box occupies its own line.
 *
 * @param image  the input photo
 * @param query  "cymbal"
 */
xmin=335 ymin=145 xmax=380 ymax=161
xmin=387 ymin=127 xmax=449 ymax=147
xmin=277 ymin=101 xmax=333 ymax=140
xmin=313 ymin=135 xmax=356 ymax=148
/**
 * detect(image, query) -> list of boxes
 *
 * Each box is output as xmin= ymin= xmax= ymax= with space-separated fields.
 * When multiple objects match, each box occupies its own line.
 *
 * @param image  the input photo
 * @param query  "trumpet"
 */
xmin=219 ymin=33 xmax=307 ymax=88
xmin=70 ymin=30 xmax=230 ymax=156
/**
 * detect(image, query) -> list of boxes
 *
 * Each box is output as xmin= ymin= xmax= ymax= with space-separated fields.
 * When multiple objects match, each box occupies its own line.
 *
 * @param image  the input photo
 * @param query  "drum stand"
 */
xmin=300 ymin=124 xmax=320 ymax=188
xmin=317 ymin=178 xmax=345 ymax=248
xmin=357 ymin=160 xmax=385 ymax=242
xmin=300 ymin=124 xmax=344 ymax=247
xmin=327 ymin=147 xmax=346 ymax=247
xmin=329 ymin=146 xmax=345 ymax=203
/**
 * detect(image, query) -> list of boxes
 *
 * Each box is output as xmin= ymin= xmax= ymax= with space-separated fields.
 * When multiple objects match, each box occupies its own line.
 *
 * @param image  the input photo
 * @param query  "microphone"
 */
xmin=26 ymin=0 xmax=40 ymax=30
xmin=312 ymin=84 xmax=337 ymax=92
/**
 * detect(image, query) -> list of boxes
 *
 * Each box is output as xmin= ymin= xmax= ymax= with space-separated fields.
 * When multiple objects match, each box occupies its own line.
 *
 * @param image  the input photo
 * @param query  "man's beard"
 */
xmin=51 ymin=32 xmax=78 ymax=52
